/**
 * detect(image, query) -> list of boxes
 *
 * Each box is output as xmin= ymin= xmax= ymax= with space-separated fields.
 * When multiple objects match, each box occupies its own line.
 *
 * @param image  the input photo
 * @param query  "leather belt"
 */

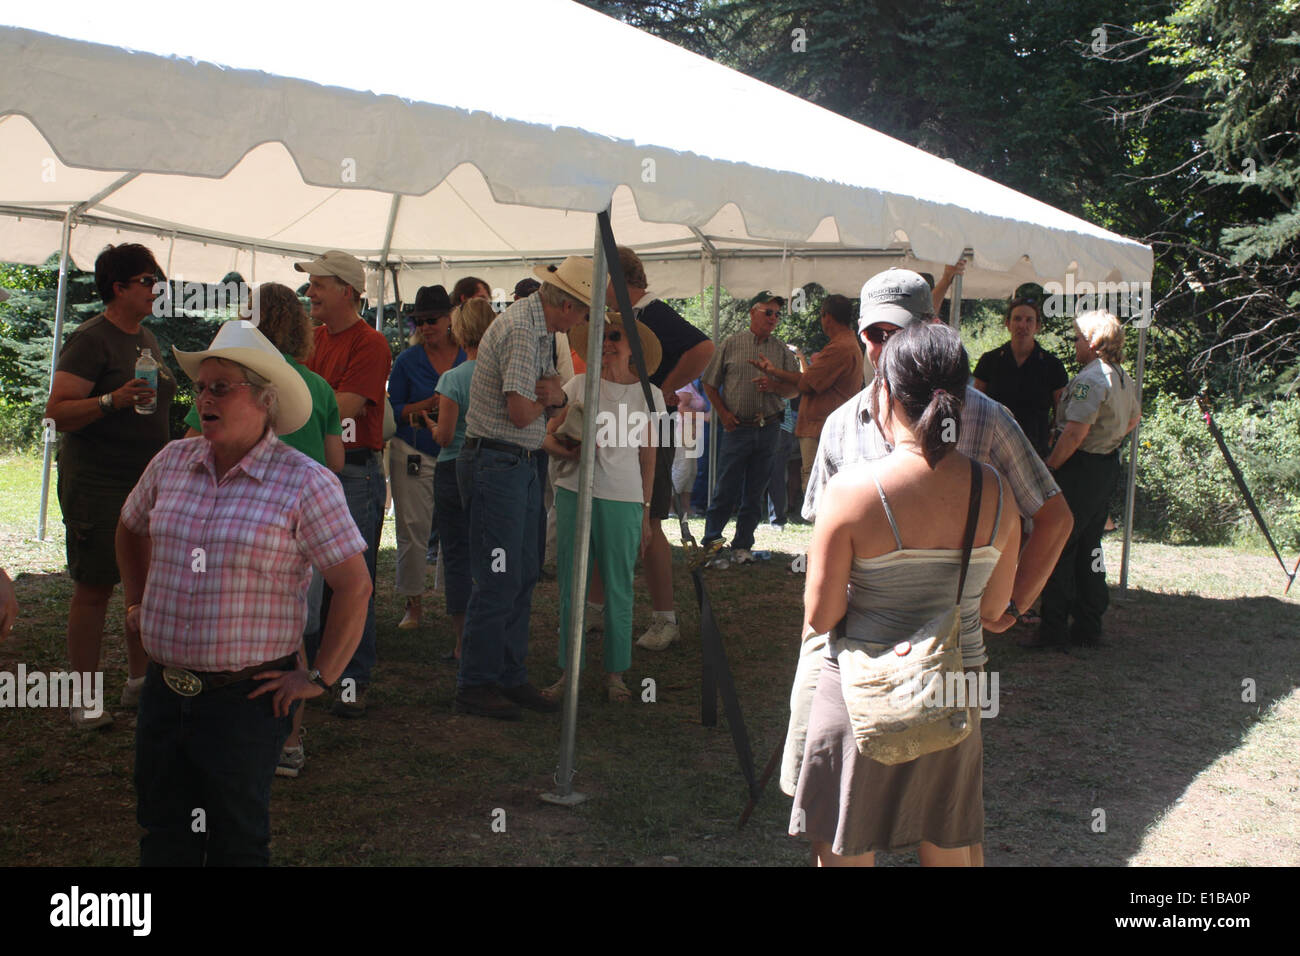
xmin=344 ymin=448 xmax=380 ymax=465
xmin=463 ymin=437 xmax=535 ymax=461
xmin=153 ymin=654 xmax=297 ymax=697
xmin=735 ymin=412 xmax=784 ymax=428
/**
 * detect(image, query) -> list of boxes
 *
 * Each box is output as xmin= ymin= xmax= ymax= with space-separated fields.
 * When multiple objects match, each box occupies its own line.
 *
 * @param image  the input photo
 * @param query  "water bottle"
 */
xmin=134 ymin=348 xmax=158 ymax=415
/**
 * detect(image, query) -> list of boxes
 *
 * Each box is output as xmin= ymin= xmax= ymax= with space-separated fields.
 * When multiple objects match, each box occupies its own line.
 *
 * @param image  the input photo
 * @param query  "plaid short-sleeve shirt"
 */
xmin=120 ymin=432 xmax=366 ymax=671
xmin=464 ymin=294 xmax=556 ymax=450
xmin=801 ymin=384 xmax=1060 ymax=521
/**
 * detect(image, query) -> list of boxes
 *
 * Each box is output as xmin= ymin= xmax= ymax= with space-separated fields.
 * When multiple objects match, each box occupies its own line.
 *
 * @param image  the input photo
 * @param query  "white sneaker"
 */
xmin=120 ymin=675 xmax=146 ymax=708
xmin=732 ymin=548 xmax=756 ymax=565
xmin=70 ymin=707 xmax=113 ymax=731
xmin=636 ymin=620 xmax=679 ymax=651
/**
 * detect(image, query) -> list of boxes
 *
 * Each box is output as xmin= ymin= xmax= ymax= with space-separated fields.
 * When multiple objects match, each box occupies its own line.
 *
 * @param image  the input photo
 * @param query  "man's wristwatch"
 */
xmin=306 ymin=669 xmax=331 ymax=691
xmin=99 ymin=393 xmax=115 ymax=413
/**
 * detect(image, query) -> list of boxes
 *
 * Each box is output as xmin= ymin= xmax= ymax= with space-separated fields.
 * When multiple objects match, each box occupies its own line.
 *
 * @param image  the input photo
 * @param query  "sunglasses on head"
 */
xmin=864 ymin=325 xmax=901 ymax=345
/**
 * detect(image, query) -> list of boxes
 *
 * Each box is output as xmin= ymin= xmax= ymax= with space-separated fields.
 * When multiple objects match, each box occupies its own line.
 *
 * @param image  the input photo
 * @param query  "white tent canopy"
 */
xmin=0 ymin=0 xmax=1151 ymax=302
xmin=3 ymin=0 xmax=1155 ymax=800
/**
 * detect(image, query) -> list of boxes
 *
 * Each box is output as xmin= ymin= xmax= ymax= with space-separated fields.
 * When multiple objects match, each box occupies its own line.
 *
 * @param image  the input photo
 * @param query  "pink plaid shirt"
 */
xmin=120 ymin=431 xmax=365 ymax=671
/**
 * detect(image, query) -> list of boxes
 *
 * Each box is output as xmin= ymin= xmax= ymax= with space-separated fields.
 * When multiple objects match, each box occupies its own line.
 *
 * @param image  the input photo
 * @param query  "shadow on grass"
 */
xmin=0 ymin=545 xmax=1296 ymax=866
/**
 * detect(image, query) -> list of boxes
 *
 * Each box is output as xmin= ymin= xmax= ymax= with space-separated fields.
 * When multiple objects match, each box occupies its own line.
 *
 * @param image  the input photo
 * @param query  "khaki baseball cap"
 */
xmin=294 ymin=250 xmax=366 ymax=295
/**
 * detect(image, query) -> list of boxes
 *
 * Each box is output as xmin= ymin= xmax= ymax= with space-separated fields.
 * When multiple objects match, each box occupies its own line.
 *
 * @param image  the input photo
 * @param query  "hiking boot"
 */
xmin=454 ymin=684 xmax=523 ymax=720
xmin=500 ymin=681 xmax=561 ymax=713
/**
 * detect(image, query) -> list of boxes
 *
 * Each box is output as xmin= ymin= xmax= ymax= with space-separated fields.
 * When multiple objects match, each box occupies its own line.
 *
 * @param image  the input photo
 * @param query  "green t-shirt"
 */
xmin=184 ymin=355 xmax=340 ymax=466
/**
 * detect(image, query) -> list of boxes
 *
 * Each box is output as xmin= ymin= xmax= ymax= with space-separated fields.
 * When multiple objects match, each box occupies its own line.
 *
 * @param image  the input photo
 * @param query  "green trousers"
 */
xmin=554 ymin=487 xmax=643 ymax=673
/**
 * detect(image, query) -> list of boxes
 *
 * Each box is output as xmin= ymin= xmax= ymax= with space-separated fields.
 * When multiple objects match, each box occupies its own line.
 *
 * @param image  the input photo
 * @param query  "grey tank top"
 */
xmin=841 ymin=466 xmax=1005 ymax=668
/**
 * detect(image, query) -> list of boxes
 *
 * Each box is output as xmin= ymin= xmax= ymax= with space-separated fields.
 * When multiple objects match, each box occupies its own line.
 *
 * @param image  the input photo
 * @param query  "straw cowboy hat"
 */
xmin=532 ymin=256 xmax=594 ymax=306
xmin=568 ymin=309 xmax=662 ymax=377
xmin=173 ymin=321 xmax=312 ymax=434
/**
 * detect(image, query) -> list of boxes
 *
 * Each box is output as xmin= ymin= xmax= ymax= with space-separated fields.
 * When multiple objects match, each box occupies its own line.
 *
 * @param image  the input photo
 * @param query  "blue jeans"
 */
xmin=456 ymin=444 xmax=541 ymax=689
xmin=702 ymin=420 xmax=780 ymax=552
xmin=434 ymin=458 xmax=472 ymax=615
xmin=328 ymin=455 xmax=384 ymax=688
xmin=767 ymin=428 xmax=796 ymax=524
xmin=135 ymin=665 xmax=292 ymax=866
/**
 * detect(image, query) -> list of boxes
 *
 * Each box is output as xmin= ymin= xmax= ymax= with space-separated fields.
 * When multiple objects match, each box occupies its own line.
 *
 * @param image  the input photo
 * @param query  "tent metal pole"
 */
xmin=376 ymin=196 xmax=401 ymax=333
xmin=37 ymin=210 xmax=75 ymax=541
xmin=949 ymin=272 xmax=963 ymax=329
xmin=1120 ymin=308 xmax=1150 ymax=594
xmin=707 ymin=257 xmax=722 ymax=511
xmin=546 ymin=212 xmax=609 ymax=806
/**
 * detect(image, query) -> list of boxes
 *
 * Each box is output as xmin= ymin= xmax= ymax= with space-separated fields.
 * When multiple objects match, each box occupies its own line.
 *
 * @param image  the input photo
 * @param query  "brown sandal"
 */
xmin=606 ymin=674 xmax=632 ymax=703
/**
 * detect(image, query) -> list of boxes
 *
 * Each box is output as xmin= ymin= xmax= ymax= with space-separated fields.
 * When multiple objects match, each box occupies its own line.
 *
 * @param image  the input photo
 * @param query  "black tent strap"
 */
xmin=692 ymin=568 xmax=760 ymax=801
xmin=1196 ymin=395 xmax=1295 ymax=585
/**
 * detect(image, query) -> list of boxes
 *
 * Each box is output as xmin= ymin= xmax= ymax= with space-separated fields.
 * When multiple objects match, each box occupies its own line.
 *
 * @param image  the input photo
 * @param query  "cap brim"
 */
xmin=858 ymin=303 xmax=921 ymax=333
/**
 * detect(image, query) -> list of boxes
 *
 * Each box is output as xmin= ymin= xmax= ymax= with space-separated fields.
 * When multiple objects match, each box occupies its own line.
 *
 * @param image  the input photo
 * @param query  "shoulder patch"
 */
xmin=1072 ymin=382 xmax=1091 ymax=402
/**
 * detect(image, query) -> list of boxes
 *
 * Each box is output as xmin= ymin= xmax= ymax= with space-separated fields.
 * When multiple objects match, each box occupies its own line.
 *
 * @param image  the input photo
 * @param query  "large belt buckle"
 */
xmin=162 ymin=666 xmax=202 ymax=697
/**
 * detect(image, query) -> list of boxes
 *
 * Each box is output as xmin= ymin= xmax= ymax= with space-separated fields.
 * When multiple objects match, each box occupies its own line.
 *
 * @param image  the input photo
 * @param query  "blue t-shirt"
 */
xmin=434 ymin=359 xmax=475 ymax=463
xmin=389 ymin=345 xmax=466 ymax=457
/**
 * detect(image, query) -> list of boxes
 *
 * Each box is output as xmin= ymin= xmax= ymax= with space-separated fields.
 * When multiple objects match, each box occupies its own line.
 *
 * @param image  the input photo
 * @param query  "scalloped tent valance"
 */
xmin=0 ymin=0 xmax=1150 ymax=303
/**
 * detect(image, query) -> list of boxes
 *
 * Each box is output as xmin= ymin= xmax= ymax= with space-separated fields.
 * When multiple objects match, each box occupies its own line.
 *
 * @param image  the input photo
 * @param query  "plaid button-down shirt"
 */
xmin=701 ymin=328 xmax=800 ymax=423
xmin=465 ymin=294 xmax=557 ymax=450
xmin=801 ymin=383 xmax=1060 ymax=521
xmin=120 ymin=431 xmax=366 ymax=671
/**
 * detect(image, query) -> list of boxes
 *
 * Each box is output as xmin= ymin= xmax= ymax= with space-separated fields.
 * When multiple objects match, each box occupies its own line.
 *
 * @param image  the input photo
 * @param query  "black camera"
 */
xmin=406 ymin=454 xmax=421 ymax=476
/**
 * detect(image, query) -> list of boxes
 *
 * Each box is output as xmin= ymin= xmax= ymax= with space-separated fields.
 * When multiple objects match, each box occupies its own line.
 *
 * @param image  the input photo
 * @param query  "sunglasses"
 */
xmin=194 ymin=381 xmax=255 ymax=398
xmin=413 ymin=315 xmax=445 ymax=327
xmin=757 ymin=308 xmax=780 ymax=317
xmin=123 ymin=274 xmax=161 ymax=287
xmin=864 ymin=325 xmax=901 ymax=345
xmin=603 ymin=329 xmax=623 ymax=343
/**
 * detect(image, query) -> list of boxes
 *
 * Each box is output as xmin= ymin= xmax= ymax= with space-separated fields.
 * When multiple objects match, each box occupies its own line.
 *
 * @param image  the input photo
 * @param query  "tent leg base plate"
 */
xmin=540 ymin=790 xmax=589 ymax=807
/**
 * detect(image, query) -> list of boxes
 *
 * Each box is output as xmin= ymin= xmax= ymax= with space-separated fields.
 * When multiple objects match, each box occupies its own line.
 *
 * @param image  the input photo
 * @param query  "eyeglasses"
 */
xmin=194 ymin=381 xmax=255 ymax=398
xmin=123 ymin=275 xmax=161 ymax=287
xmin=864 ymin=325 xmax=901 ymax=345
xmin=603 ymin=329 xmax=623 ymax=343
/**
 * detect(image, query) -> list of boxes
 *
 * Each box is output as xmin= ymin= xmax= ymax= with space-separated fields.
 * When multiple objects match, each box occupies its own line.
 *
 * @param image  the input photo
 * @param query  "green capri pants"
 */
xmin=554 ymin=487 xmax=642 ymax=674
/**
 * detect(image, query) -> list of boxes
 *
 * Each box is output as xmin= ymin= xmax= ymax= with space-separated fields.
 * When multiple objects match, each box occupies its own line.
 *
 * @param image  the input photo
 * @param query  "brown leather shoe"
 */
xmin=454 ymin=684 xmax=523 ymax=720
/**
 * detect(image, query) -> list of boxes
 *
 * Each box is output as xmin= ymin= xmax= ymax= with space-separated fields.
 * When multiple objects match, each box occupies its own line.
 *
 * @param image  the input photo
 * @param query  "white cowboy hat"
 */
xmin=173 ymin=321 xmax=312 ymax=434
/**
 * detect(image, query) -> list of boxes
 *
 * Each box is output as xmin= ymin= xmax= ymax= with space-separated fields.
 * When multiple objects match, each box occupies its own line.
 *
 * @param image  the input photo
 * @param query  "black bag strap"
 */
xmin=956 ymin=458 xmax=984 ymax=604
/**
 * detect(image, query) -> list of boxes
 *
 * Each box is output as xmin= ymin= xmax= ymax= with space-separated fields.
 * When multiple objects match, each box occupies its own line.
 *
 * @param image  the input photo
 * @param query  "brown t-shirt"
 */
xmin=794 ymin=334 xmax=864 ymax=437
xmin=56 ymin=314 xmax=176 ymax=480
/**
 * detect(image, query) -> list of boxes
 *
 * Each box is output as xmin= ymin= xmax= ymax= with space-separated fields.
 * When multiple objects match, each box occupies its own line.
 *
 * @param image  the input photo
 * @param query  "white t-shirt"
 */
xmin=554 ymin=373 xmax=669 ymax=502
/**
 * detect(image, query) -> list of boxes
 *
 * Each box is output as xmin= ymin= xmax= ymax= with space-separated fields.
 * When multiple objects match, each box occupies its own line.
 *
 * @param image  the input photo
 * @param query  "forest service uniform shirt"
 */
xmin=120 ymin=431 xmax=365 ymax=671
xmin=1058 ymin=358 xmax=1141 ymax=455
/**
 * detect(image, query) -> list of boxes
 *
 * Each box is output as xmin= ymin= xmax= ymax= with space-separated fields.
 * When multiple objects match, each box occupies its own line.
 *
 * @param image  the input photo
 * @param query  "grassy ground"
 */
xmin=1 ymin=451 xmax=1298 ymax=866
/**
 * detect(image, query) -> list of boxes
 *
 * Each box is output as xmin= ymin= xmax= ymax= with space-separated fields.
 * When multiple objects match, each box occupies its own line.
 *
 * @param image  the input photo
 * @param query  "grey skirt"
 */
xmin=788 ymin=655 xmax=984 ymax=857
